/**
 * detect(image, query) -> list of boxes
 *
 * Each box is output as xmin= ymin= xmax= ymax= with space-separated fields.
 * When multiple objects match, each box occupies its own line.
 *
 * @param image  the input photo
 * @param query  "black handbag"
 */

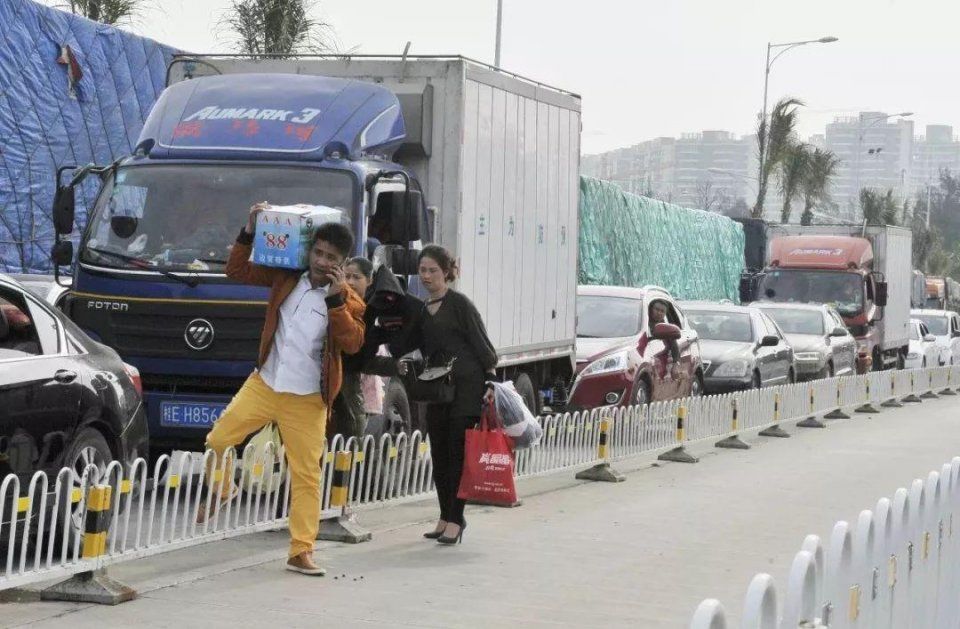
xmin=401 ymin=355 xmax=457 ymax=404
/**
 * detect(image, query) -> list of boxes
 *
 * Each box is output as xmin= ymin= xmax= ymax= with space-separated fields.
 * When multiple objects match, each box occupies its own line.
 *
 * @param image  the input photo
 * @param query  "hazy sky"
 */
xmin=74 ymin=0 xmax=960 ymax=154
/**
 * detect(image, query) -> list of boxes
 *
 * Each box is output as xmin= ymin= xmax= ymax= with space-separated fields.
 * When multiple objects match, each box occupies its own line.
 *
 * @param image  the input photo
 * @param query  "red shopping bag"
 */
xmin=457 ymin=405 xmax=518 ymax=505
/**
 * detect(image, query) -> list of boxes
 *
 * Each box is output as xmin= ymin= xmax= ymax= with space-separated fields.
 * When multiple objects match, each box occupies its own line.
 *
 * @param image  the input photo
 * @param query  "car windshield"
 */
xmin=687 ymin=311 xmax=753 ymax=343
xmin=916 ymin=315 xmax=948 ymax=336
xmin=757 ymin=270 xmax=863 ymax=317
xmin=81 ymin=165 xmax=355 ymax=272
xmin=761 ymin=308 xmax=824 ymax=336
xmin=577 ymin=296 xmax=642 ymax=338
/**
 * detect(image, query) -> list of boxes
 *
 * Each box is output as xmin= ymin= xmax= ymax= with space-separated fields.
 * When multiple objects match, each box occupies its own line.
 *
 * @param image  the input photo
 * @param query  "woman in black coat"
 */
xmin=397 ymin=244 xmax=498 ymax=545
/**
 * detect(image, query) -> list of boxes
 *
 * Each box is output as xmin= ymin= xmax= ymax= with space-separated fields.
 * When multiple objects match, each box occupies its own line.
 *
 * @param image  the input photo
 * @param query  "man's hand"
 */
xmin=326 ymin=265 xmax=346 ymax=296
xmin=245 ymin=201 xmax=269 ymax=235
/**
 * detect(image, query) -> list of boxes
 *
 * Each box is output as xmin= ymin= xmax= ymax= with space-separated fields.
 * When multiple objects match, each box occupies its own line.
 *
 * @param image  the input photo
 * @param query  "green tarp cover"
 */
xmin=578 ymin=176 xmax=745 ymax=303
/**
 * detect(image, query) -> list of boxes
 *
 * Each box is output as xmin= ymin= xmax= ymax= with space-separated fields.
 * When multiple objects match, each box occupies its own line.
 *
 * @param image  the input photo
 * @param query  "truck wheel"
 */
xmin=382 ymin=380 xmax=412 ymax=437
xmin=513 ymin=373 xmax=539 ymax=415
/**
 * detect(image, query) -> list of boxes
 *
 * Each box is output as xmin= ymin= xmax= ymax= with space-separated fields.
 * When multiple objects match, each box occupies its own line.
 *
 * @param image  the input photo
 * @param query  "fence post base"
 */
xmin=902 ymin=393 xmax=923 ymax=403
xmin=824 ymin=408 xmax=851 ymax=419
xmin=882 ymin=398 xmax=903 ymax=408
xmin=855 ymin=402 xmax=881 ymax=414
xmin=658 ymin=446 xmax=699 ymax=463
xmin=759 ymin=424 xmax=790 ymax=438
xmin=317 ymin=512 xmax=372 ymax=544
xmin=939 ymin=387 xmax=957 ymax=396
xmin=796 ymin=416 xmax=826 ymax=428
xmin=715 ymin=435 xmax=750 ymax=450
xmin=575 ymin=462 xmax=626 ymax=482
xmin=41 ymin=570 xmax=135 ymax=605
xmin=920 ymin=390 xmax=939 ymax=400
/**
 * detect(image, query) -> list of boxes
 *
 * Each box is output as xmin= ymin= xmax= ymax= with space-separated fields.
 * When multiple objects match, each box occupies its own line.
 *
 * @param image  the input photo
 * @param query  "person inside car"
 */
xmin=650 ymin=300 xmax=681 ymax=380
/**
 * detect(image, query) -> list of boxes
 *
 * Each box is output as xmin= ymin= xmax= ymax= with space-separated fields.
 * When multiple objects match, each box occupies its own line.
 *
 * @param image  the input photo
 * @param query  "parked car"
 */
xmin=906 ymin=319 xmax=940 ymax=369
xmin=0 ymin=274 xmax=148 ymax=547
xmin=569 ymin=285 xmax=703 ymax=409
xmin=754 ymin=302 xmax=857 ymax=380
xmin=682 ymin=302 xmax=795 ymax=392
xmin=910 ymin=309 xmax=960 ymax=366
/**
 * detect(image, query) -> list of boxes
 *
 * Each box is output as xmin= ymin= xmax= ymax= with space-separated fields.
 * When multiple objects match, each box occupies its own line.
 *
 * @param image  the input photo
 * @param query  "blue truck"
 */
xmin=50 ymin=56 xmax=582 ymax=459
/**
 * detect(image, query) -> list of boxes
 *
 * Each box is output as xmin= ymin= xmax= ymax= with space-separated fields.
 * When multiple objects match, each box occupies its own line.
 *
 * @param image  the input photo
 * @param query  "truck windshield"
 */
xmin=577 ymin=296 xmax=642 ymax=338
xmin=81 ymin=165 xmax=355 ymax=272
xmin=757 ymin=270 xmax=863 ymax=316
xmin=916 ymin=315 xmax=948 ymax=336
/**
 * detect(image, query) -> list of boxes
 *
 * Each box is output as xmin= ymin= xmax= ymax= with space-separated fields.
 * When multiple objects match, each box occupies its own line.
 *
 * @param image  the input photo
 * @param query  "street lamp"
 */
xmin=757 ymin=37 xmax=839 ymax=187
xmin=494 ymin=0 xmax=504 ymax=67
xmin=854 ymin=111 xmax=913 ymax=203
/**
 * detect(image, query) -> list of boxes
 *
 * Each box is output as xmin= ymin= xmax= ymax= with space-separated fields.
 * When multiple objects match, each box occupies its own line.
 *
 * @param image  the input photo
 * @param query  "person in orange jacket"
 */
xmin=199 ymin=202 xmax=365 ymax=576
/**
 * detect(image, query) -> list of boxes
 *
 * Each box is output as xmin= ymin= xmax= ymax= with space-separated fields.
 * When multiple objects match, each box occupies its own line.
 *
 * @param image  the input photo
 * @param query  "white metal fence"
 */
xmin=2 ymin=366 xmax=957 ymax=594
xmin=689 ymin=456 xmax=960 ymax=629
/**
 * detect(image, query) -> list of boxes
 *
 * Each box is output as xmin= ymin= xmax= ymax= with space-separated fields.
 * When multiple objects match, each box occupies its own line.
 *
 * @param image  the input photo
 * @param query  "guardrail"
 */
xmin=2 ymin=366 xmax=957 ymax=601
xmin=689 ymin=455 xmax=960 ymax=629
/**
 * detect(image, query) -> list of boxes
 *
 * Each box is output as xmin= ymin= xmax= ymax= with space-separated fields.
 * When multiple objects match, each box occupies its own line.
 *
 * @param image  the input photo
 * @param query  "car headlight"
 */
xmin=795 ymin=352 xmax=822 ymax=362
xmin=581 ymin=350 xmax=629 ymax=377
xmin=713 ymin=360 xmax=750 ymax=377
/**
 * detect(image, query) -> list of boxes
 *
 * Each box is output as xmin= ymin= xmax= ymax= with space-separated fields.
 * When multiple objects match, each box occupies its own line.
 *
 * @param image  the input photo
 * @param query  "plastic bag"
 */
xmin=490 ymin=381 xmax=543 ymax=450
xmin=457 ymin=405 xmax=518 ymax=505
xmin=240 ymin=423 xmax=283 ymax=493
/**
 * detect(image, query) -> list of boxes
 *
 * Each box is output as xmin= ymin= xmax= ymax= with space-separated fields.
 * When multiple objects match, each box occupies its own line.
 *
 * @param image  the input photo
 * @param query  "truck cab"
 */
xmin=754 ymin=234 xmax=894 ymax=372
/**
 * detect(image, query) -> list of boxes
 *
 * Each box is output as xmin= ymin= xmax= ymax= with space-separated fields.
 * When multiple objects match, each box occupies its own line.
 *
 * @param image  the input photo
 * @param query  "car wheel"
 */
xmin=632 ymin=378 xmax=650 ymax=407
xmin=752 ymin=371 xmax=762 ymax=389
xmin=513 ymin=372 xmax=540 ymax=416
xmin=59 ymin=427 xmax=113 ymax=546
xmin=690 ymin=373 xmax=704 ymax=397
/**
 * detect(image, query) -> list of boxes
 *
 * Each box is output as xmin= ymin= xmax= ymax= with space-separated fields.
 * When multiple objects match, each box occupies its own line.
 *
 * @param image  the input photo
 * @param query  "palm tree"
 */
xmin=224 ymin=0 xmax=339 ymax=56
xmin=778 ymin=143 xmax=810 ymax=223
xmin=752 ymin=97 xmax=804 ymax=219
xmin=799 ymin=148 xmax=841 ymax=225
xmin=67 ymin=0 xmax=143 ymax=24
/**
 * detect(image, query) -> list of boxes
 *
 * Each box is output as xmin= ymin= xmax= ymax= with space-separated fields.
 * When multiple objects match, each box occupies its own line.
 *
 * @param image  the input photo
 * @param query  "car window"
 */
xmin=920 ymin=322 xmax=929 ymax=338
xmin=828 ymin=312 xmax=846 ymax=334
xmin=648 ymin=299 xmax=681 ymax=328
xmin=0 ymin=286 xmax=47 ymax=359
xmin=23 ymin=297 xmax=60 ymax=354
xmin=760 ymin=308 xmax=824 ymax=335
xmin=760 ymin=313 xmax=785 ymax=339
xmin=687 ymin=310 xmax=753 ymax=342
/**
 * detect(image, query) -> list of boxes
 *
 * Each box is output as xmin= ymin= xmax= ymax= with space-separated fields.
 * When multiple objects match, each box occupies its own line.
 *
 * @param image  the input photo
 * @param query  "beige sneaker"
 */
xmin=286 ymin=552 xmax=326 ymax=576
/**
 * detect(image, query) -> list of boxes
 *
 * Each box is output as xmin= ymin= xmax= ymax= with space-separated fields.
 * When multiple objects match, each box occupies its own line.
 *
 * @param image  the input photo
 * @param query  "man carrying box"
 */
xmin=200 ymin=202 xmax=365 ymax=576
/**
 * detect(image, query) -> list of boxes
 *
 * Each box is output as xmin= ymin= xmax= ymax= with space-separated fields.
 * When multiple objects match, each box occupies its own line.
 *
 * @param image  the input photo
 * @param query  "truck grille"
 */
xmin=141 ymin=373 xmax=248 ymax=394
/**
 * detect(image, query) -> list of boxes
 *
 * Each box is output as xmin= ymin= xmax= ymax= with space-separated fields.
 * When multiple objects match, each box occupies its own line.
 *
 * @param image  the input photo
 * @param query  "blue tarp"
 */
xmin=0 ymin=0 xmax=179 ymax=272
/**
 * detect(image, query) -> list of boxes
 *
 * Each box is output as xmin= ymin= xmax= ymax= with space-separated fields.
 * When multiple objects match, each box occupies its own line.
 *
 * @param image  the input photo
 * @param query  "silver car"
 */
xmin=755 ymin=302 xmax=857 ymax=380
xmin=683 ymin=302 xmax=795 ymax=392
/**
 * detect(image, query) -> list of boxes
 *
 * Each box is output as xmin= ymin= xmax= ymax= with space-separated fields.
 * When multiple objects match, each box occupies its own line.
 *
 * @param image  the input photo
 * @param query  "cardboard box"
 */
xmin=251 ymin=204 xmax=343 ymax=270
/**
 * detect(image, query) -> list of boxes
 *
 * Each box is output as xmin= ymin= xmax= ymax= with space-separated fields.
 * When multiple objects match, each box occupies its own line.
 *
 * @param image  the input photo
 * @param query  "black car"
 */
xmin=1 ymin=273 xmax=148 ymax=546
xmin=682 ymin=302 xmax=796 ymax=392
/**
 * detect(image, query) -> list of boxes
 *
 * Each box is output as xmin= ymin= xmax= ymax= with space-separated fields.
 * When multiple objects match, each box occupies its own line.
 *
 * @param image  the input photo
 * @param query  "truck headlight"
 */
xmin=795 ymin=352 xmax=822 ymax=362
xmin=713 ymin=360 xmax=749 ymax=377
xmin=581 ymin=351 xmax=629 ymax=377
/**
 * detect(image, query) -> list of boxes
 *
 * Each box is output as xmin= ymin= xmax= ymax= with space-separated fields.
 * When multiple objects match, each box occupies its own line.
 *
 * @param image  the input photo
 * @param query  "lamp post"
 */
xmin=853 ymin=111 xmax=913 ymax=206
xmin=494 ymin=0 xmax=504 ymax=68
xmin=757 ymin=37 xmax=838 ymax=193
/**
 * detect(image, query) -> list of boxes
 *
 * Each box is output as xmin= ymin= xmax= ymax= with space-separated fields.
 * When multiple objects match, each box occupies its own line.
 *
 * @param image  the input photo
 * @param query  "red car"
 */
xmin=568 ymin=285 xmax=704 ymax=409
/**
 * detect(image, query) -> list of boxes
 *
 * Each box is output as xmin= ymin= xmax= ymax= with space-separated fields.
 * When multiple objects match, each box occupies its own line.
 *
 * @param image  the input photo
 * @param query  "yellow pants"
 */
xmin=205 ymin=372 xmax=326 ymax=558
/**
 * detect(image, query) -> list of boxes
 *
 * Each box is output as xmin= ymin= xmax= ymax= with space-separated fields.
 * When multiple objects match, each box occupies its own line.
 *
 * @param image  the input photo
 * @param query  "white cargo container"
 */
xmin=168 ymin=56 xmax=581 ymax=407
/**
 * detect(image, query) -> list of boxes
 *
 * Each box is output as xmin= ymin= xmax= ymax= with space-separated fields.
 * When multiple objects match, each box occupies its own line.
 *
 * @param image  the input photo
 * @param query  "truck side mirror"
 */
xmin=53 ymin=185 xmax=76 ymax=235
xmin=875 ymin=281 xmax=888 ymax=308
xmin=386 ymin=189 xmax=424 ymax=244
xmin=51 ymin=240 xmax=74 ymax=266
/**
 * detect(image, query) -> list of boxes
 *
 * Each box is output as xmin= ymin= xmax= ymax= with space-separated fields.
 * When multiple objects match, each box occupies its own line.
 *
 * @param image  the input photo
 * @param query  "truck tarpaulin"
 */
xmin=0 ymin=0 xmax=179 ymax=273
xmin=578 ymin=176 xmax=745 ymax=302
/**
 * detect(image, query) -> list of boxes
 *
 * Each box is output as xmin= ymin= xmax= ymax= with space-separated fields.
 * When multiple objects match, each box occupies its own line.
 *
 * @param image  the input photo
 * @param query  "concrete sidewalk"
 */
xmin=4 ymin=394 xmax=960 ymax=628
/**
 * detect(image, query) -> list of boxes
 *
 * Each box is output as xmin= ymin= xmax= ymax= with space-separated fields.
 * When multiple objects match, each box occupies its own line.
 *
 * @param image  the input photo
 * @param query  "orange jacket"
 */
xmin=226 ymin=230 xmax=365 ymax=413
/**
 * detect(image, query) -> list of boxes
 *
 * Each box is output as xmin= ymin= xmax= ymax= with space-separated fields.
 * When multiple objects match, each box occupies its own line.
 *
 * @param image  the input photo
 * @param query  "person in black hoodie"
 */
xmin=394 ymin=244 xmax=498 ymax=545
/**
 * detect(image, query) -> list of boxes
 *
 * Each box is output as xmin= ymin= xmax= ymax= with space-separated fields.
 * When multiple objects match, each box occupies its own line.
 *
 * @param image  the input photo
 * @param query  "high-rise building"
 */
xmin=913 ymin=125 xmax=960 ymax=191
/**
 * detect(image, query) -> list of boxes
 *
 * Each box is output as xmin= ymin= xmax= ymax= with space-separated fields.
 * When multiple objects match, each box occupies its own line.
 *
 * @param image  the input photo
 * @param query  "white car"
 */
xmin=911 ymin=309 xmax=960 ymax=366
xmin=906 ymin=319 xmax=939 ymax=369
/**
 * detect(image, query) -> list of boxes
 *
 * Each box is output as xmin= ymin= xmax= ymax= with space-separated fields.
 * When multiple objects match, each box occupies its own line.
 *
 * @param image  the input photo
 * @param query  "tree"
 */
xmin=752 ymin=97 xmax=804 ymax=219
xmin=64 ymin=0 xmax=143 ymax=24
xmin=224 ymin=0 xmax=339 ymax=56
xmin=695 ymin=179 xmax=730 ymax=212
xmin=799 ymin=148 xmax=840 ymax=226
xmin=777 ymin=143 xmax=810 ymax=223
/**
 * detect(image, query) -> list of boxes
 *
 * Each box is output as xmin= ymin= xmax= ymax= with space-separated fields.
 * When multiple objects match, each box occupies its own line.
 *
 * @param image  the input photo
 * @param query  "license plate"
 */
xmin=159 ymin=401 xmax=227 ymax=428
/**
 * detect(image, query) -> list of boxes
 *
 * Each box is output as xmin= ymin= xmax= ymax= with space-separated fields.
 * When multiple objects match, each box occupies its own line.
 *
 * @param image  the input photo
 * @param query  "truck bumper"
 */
xmin=144 ymin=390 xmax=235 ymax=455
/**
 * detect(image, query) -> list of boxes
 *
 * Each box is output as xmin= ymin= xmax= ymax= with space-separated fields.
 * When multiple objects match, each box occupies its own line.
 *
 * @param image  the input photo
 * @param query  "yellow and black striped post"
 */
xmin=576 ymin=411 xmax=626 ymax=482
xmin=760 ymin=391 xmax=791 ymax=437
xmin=659 ymin=405 xmax=699 ymax=463
xmin=81 ymin=485 xmax=112 ymax=559
xmin=716 ymin=397 xmax=750 ymax=449
xmin=941 ymin=368 xmax=957 ymax=396
xmin=903 ymin=371 xmax=923 ymax=403
xmin=798 ymin=386 xmax=826 ymax=428
xmin=856 ymin=378 xmax=881 ymax=414
xmin=921 ymin=369 xmax=940 ymax=400
xmin=883 ymin=372 xmax=904 ymax=408
xmin=825 ymin=380 xmax=851 ymax=419
xmin=317 ymin=450 xmax=372 ymax=544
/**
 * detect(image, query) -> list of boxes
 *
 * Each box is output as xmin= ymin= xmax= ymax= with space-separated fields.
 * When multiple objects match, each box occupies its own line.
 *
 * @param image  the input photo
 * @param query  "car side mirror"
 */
xmin=53 ymin=185 xmax=76 ymax=235
xmin=925 ymin=334 xmax=937 ymax=342
xmin=386 ymin=189 xmax=424 ymax=245
xmin=51 ymin=240 xmax=74 ymax=266
xmin=760 ymin=334 xmax=779 ymax=347
xmin=651 ymin=322 xmax=681 ymax=340
xmin=875 ymin=281 xmax=888 ymax=308
xmin=829 ymin=326 xmax=848 ymax=337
